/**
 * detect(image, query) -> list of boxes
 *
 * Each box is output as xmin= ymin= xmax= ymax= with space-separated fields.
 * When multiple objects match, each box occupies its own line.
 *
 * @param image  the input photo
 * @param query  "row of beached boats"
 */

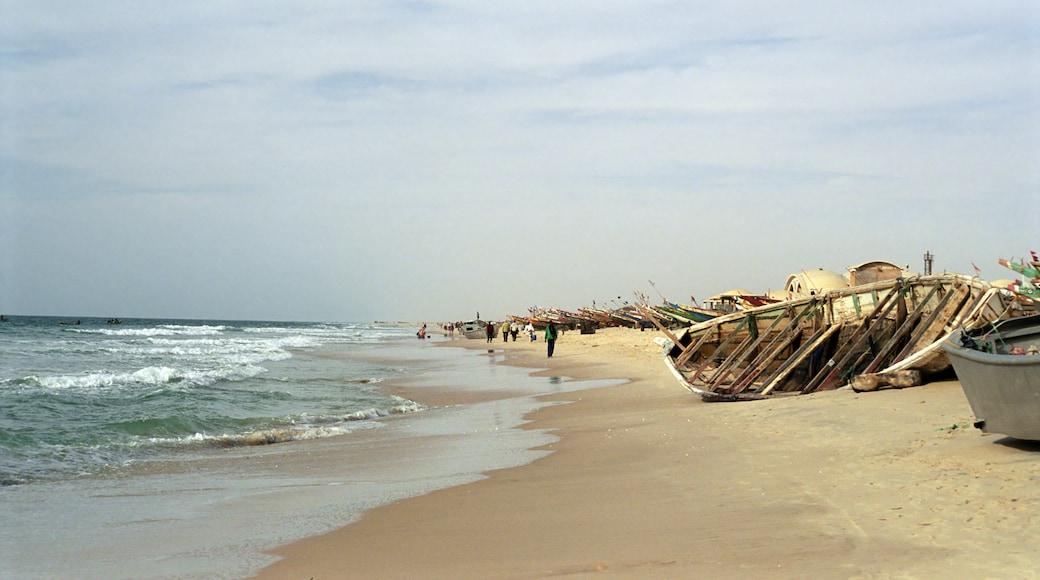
xmin=652 ymin=273 xmax=1021 ymax=401
xmin=649 ymin=254 xmax=1040 ymax=441
xmin=504 ymin=292 xmax=776 ymax=332
xmin=466 ymin=254 xmax=1040 ymax=441
xmin=465 ymin=256 xmax=1040 ymax=438
xmin=515 ymin=304 xmax=658 ymax=330
xmin=465 ymin=254 xmax=1040 ymax=440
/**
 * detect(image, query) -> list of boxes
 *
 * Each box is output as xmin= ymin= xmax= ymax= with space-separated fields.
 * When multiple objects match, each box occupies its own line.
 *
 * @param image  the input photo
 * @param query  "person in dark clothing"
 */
xmin=485 ymin=321 xmax=495 ymax=343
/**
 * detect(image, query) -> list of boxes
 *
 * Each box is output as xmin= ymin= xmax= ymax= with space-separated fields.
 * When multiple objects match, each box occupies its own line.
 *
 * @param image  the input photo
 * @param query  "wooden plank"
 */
xmin=707 ymin=311 xmax=802 ymax=392
xmin=860 ymin=281 xmax=948 ymax=374
xmin=725 ymin=321 xmax=804 ymax=394
xmin=800 ymin=282 xmax=906 ymax=393
xmin=891 ymin=283 xmax=969 ymax=364
xmin=690 ymin=309 xmax=786 ymax=386
xmin=689 ymin=315 xmax=752 ymax=384
xmin=668 ymin=307 xmax=776 ymax=371
xmin=674 ymin=325 xmax=719 ymax=369
xmin=700 ymin=313 xmax=763 ymax=388
xmin=631 ymin=302 xmax=682 ymax=347
xmin=759 ymin=323 xmax=843 ymax=395
xmin=727 ymin=302 xmax=822 ymax=394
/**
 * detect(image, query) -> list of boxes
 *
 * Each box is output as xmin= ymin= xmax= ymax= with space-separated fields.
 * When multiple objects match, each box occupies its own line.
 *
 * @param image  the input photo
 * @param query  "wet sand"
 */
xmin=257 ymin=327 xmax=1040 ymax=579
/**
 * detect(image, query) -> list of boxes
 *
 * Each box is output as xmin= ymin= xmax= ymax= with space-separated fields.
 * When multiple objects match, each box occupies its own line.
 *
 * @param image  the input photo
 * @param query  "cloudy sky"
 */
xmin=2 ymin=1 xmax=1038 ymax=322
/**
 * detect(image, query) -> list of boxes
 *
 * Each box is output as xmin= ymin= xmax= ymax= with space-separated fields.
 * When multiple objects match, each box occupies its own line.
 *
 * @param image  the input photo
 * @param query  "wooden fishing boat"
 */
xmin=943 ymin=313 xmax=1040 ymax=440
xmin=651 ymin=302 xmax=719 ymax=326
xmin=703 ymin=289 xmax=772 ymax=314
xmin=650 ymin=274 xmax=1016 ymax=401
xmin=524 ymin=308 xmax=579 ymax=330
xmin=574 ymin=308 xmax=611 ymax=327
xmin=997 ymin=252 xmax=1040 ymax=301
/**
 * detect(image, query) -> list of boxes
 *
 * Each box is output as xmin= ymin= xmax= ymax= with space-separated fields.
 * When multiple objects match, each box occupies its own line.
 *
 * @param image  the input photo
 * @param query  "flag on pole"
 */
xmin=972 ymin=263 xmax=981 ymax=276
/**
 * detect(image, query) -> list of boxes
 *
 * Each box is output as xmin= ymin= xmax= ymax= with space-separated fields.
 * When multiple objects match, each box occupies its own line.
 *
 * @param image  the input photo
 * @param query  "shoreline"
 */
xmin=1 ymin=331 xmax=588 ymax=580
xmin=257 ymin=327 xmax=1040 ymax=578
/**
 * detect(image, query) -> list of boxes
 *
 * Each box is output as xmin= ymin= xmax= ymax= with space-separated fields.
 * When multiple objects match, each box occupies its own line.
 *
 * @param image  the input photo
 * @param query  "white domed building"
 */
xmin=783 ymin=268 xmax=850 ymax=297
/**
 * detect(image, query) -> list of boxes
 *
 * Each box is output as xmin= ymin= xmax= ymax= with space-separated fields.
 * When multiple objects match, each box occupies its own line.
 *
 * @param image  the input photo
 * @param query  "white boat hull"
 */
xmin=944 ymin=318 xmax=1040 ymax=440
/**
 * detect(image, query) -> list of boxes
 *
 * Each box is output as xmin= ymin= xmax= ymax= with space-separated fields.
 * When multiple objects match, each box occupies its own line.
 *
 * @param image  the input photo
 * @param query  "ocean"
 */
xmin=0 ymin=316 xmax=620 ymax=578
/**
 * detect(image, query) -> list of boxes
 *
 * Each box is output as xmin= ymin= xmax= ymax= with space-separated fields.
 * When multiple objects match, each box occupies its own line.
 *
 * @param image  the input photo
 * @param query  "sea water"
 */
xmin=0 ymin=316 xmax=622 ymax=579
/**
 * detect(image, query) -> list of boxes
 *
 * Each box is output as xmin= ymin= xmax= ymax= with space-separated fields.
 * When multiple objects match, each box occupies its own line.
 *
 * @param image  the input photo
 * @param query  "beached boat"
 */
xmin=523 ymin=307 xmax=567 ymax=328
xmin=578 ymin=307 xmax=617 ymax=327
xmin=460 ymin=319 xmax=490 ymax=339
xmin=703 ymin=289 xmax=780 ymax=314
xmin=651 ymin=301 xmax=719 ymax=326
xmin=942 ymin=314 xmax=1040 ymax=440
xmin=652 ymin=274 xmax=1016 ymax=401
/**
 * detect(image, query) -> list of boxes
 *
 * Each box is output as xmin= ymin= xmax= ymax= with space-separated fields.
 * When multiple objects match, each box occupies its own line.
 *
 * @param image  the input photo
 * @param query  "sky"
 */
xmin=2 ymin=1 xmax=1038 ymax=322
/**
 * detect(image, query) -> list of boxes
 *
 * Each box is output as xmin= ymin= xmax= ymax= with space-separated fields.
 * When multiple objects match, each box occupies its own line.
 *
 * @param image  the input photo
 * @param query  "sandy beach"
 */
xmin=257 ymin=326 xmax=1040 ymax=579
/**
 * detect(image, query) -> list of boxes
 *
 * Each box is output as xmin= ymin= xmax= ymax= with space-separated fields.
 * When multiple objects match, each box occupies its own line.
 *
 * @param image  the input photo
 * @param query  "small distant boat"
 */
xmin=943 ymin=313 xmax=1040 ymax=440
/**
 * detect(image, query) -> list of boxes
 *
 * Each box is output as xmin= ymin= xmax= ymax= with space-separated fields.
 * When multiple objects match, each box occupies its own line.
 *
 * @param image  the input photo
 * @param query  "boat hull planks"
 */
xmin=662 ymin=274 xmax=1019 ymax=401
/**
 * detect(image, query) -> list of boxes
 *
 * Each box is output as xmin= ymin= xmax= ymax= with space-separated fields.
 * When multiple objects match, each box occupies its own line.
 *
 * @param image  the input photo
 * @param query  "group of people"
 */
xmin=423 ymin=318 xmax=559 ymax=357
xmin=422 ymin=319 xmax=558 ymax=358
xmin=485 ymin=320 xmax=558 ymax=357
xmin=502 ymin=321 xmax=523 ymax=342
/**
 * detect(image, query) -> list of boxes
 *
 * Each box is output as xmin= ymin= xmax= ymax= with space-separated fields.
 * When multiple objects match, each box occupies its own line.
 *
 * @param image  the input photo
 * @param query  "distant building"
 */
xmin=784 ymin=269 xmax=850 ymax=296
xmin=846 ymin=260 xmax=911 ymax=286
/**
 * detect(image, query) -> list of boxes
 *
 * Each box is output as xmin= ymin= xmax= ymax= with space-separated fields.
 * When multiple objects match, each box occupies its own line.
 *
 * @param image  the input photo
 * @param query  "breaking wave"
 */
xmin=14 ymin=364 xmax=268 ymax=392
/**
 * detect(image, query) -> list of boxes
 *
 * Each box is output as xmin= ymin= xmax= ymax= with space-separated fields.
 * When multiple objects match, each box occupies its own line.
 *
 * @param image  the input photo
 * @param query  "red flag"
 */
xmin=972 ymin=263 xmax=981 ymax=276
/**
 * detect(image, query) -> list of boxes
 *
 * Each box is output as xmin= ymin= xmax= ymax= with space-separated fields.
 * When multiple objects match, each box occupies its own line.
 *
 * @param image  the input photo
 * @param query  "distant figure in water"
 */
xmin=417 ymin=323 xmax=427 ymax=339
xmin=485 ymin=321 xmax=495 ymax=343
xmin=545 ymin=321 xmax=558 ymax=357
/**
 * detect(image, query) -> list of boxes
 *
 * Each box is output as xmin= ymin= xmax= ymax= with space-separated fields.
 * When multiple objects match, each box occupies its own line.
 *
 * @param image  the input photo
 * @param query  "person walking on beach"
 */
xmin=545 ymin=321 xmax=558 ymax=357
xmin=500 ymin=321 xmax=510 ymax=342
xmin=485 ymin=321 xmax=495 ymax=343
xmin=525 ymin=321 xmax=536 ymax=342
xmin=510 ymin=321 xmax=519 ymax=342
